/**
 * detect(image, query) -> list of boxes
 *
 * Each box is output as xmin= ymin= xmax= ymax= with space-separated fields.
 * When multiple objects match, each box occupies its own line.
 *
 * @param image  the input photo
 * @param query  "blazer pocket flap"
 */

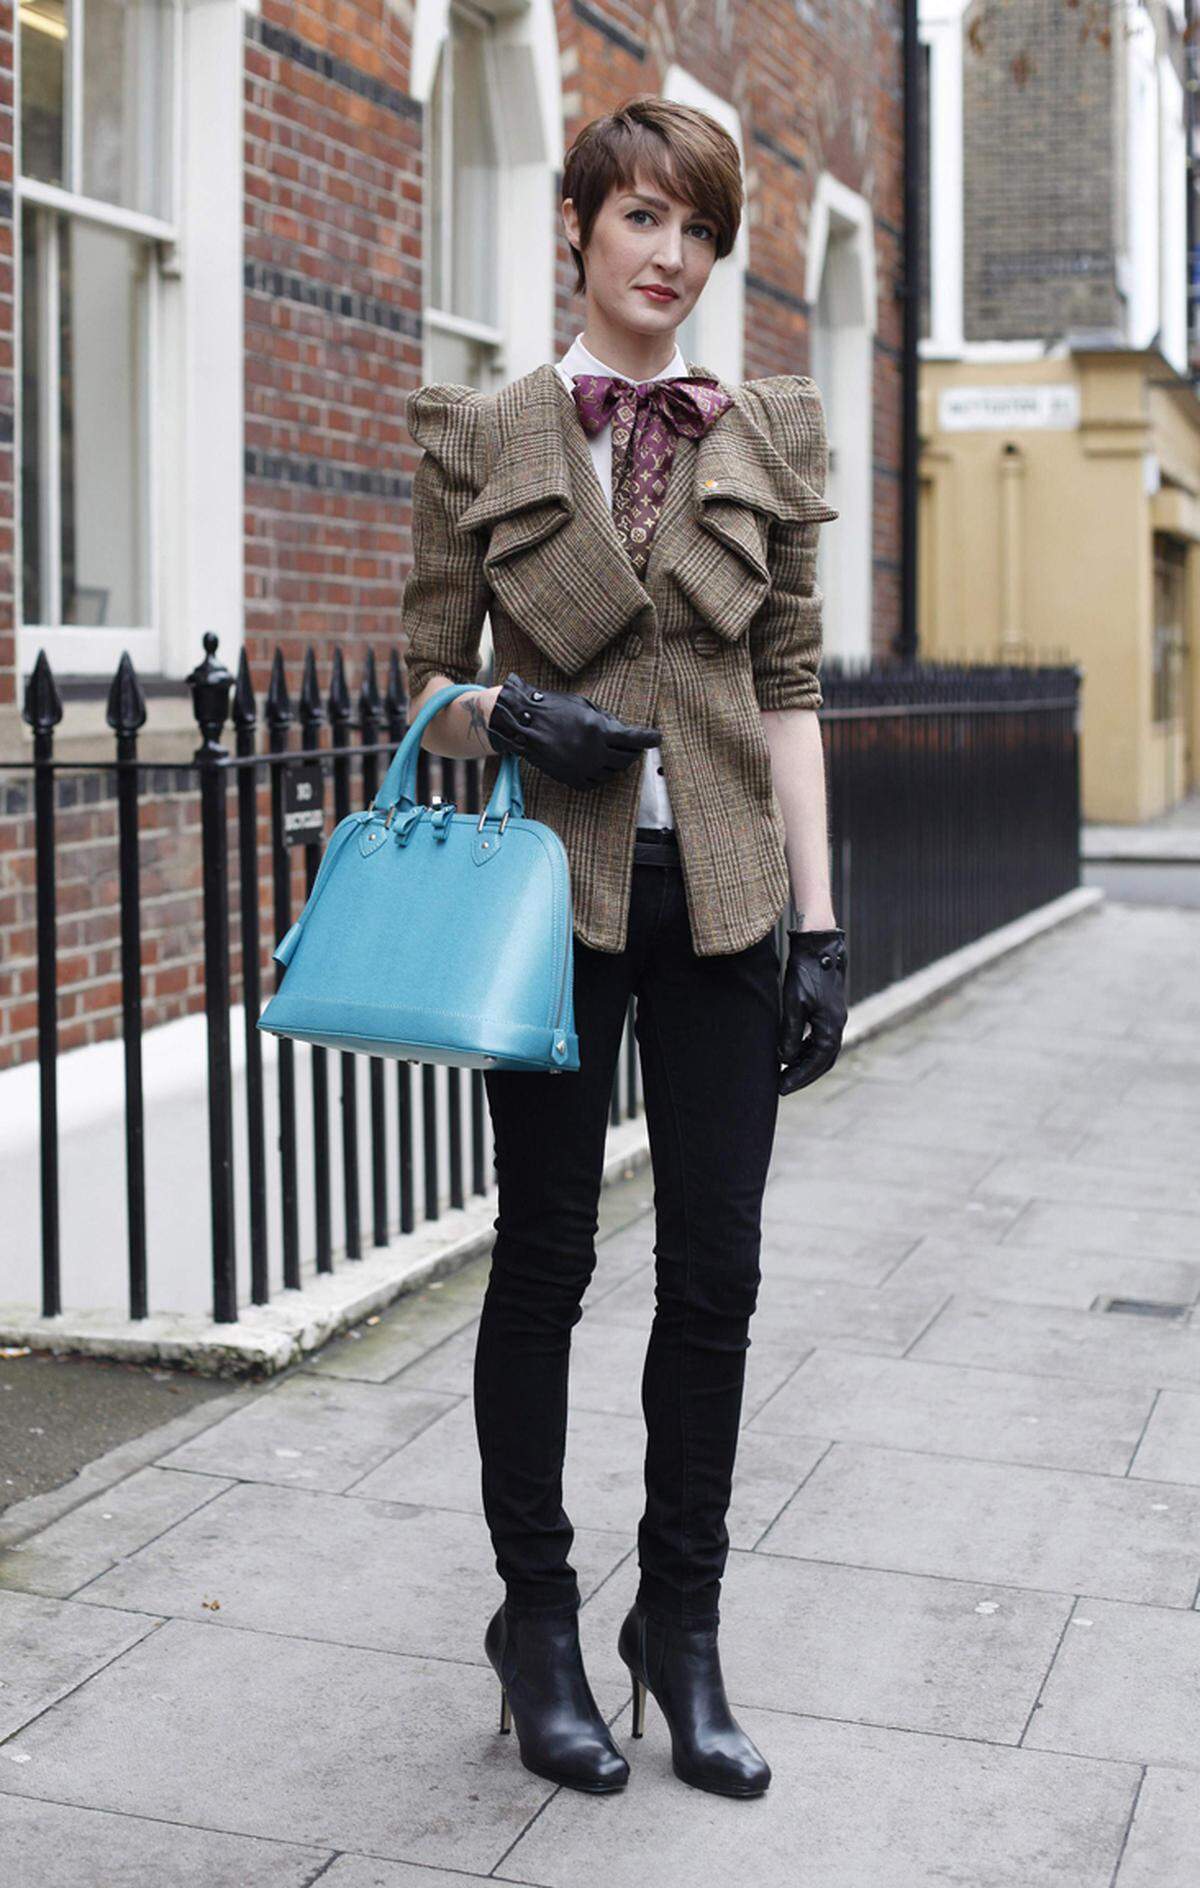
xmin=479 ymin=500 xmax=573 ymax=568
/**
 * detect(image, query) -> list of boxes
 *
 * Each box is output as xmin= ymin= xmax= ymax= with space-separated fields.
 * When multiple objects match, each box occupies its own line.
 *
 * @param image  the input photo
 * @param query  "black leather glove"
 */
xmin=486 ymin=671 xmax=662 ymax=792
xmin=778 ymin=927 xmax=848 ymax=1097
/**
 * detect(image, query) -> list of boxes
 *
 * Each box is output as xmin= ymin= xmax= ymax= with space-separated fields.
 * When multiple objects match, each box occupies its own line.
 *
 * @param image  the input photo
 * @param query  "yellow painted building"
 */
xmin=918 ymin=346 xmax=1200 ymax=823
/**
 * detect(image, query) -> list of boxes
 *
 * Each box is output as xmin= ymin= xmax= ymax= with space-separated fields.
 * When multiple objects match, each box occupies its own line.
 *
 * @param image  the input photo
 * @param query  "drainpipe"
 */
xmin=999 ymin=441 xmax=1026 ymax=659
xmin=896 ymin=0 xmax=921 ymax=660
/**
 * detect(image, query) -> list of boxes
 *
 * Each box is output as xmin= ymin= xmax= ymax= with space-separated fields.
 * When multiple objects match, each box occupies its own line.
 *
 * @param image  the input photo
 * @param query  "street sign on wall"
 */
xmin=938 ymin=385 xmax=1081 ymax=432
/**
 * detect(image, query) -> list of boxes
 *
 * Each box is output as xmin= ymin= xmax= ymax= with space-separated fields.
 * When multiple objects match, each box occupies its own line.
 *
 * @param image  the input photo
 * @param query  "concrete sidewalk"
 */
xmin=1 ymin=898 xmax=1198 ymax=1886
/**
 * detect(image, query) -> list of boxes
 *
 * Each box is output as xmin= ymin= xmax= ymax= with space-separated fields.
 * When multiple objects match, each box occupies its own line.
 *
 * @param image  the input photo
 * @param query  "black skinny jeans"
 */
xmin=476 ymin=825 xmax=782 ymax=1629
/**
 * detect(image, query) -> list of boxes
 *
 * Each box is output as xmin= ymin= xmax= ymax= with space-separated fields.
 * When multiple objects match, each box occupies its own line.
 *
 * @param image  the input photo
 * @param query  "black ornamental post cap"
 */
xmin=22 ymin=648 xmax=64 ymax=734
xmin=187 ymin=632 xmax=235 ymax=758
xmin=105 ymin=650 xmax=148 ymax=738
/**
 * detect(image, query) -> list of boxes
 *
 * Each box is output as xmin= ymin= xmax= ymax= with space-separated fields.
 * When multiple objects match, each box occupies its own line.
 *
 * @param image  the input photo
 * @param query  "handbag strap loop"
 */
xmin=372 ymin=681 xmax=525 ymax=823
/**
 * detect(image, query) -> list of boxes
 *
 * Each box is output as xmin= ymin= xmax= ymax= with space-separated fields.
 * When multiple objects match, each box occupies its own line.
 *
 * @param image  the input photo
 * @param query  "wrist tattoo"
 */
xmin=463 ymin=691 xmax=492 ymax=755
xmin=789 ymin=902 xmax=806 ymax=931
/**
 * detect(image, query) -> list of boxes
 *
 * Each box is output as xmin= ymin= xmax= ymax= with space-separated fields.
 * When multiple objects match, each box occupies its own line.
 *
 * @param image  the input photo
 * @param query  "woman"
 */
xmin=400 ymin=96 xmax=848 ymax=1799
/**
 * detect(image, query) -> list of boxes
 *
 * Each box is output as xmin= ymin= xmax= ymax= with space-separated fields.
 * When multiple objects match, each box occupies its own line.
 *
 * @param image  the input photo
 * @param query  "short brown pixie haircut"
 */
xmin=561 ymin=96 xmax=743 ymax=296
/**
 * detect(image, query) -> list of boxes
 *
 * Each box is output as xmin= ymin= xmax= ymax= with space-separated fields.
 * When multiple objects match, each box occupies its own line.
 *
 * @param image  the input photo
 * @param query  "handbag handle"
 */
xmin=372 ymin=681 xmax=525 ymax=823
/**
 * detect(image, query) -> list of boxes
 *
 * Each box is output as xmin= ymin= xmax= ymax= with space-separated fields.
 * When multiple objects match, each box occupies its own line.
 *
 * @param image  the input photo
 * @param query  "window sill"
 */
xmin=0 ymin=695 xmax=201 ymax=766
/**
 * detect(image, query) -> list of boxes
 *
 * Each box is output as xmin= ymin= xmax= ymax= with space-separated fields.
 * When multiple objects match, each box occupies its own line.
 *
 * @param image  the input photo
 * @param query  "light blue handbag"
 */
xmin=257 ymin=683 xmax=581 ymax=1073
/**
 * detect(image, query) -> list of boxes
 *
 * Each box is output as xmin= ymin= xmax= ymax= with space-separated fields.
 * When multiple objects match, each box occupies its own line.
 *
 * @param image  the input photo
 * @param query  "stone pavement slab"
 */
xmin=155 ymin=1373 xmax=460 ymax=1492
xmin=2 ymin=900 xmax=1199 ymax=1884
xmin=0 ymin=1796 xmax=330 ymax=1887
xmin=0 ymin=1464 xmax=234 ymax=1599
xmin=74 ymin=1480 xmax=632 ymax=1660
xmin=1113 ymin=1769 xmax=1200 ymax=1887
xmin=350 ymin=1396 xmax=828 ymax=1550
xmin=745 ymin=1347 xmax=1154 ymax=1474
xmin=885 ymin=1230 xmax=1200 ymax=1311
xmin=756 ymin=1441 xmax=1200 ymax=1605
xmin=494 ymin=1706 xmax=1138 ymax=1888
xmin=910 ymin=1293 xmax=1200 ymax=1392
xmin=0 ymin=1587 xmax=159 ymax=1739
xmin=589 ymin=1264 xmax=949 ymax=1353
xmin=1027 ymin=1596 xmax=1200 ymax=1769
xmin=577 ymin=1544 xmax=1072 ymax=1743
xmin=0 ymin=1617 xmax=600 ymax=1872
xmin=1000 ymin=1196 xmax=1199 ymax=1265
xmin=1128 ymin=1389 xmax=1200 ymax=1484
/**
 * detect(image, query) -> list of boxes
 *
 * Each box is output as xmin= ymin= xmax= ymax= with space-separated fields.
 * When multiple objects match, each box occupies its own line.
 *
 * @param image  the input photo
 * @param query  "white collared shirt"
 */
xmin=555 ymin=330 xmax=686 ymax=831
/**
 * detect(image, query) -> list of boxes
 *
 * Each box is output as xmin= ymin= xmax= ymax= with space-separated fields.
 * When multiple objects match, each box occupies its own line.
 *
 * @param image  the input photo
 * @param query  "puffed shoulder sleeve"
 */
xmin=401 ymin=382 xmax=492 ymax=706
xmin=744 ymin=375 xmax=838 ymax=713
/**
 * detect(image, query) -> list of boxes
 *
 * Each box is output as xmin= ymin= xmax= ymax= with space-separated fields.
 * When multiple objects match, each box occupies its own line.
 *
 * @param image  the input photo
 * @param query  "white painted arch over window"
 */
xmin=659 ymin=67 xmax=747 ymax=385
xmin=805 ymin=172 xmax=876 ymax=663
xmin=410 ymin=0 xmax=562 ymax=385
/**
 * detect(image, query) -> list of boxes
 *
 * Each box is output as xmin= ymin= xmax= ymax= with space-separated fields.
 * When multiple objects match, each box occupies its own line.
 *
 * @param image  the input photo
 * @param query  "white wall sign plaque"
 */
xmin=939 ymin=385 xmax=1081 ymax=432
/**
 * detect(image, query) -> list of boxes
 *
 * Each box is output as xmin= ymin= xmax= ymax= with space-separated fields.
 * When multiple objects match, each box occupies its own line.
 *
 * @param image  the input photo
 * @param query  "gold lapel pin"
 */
xmin=702 ymin=478 xmax=719 ymax=489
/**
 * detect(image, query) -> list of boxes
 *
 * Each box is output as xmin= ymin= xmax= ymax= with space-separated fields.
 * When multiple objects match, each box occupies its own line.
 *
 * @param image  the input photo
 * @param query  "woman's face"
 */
xmin=563 ymin=170 xmax=719 ymax=340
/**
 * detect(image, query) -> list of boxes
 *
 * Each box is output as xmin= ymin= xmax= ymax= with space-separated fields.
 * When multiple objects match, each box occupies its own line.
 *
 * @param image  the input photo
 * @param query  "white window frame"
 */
xmin=424 ymin=1 xmax=507 ymax=387
xmin=918 ymin=0 xmax=966 ymax=357
xmin=659 ymin=66 xmax=747 ymax=385
xmin=1157 ymin=49 xmax=1187 ymax=375
xmin=16 ymin=0 xmax=245 ymax=685
xmin=918 ymin=0 xmax=1164 ymax=366
xmin=16 ymin=0 xmax=182 ymax=677
xmin=411 ymin=0 xmax=561 ymax=387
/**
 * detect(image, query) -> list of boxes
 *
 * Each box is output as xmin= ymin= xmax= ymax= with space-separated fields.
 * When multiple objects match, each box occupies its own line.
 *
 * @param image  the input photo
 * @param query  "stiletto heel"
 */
xmin=484 ymin=1603 xmax=629 ymax=1792
xmin=617 ymin=1600 xmax=770 ymax=1796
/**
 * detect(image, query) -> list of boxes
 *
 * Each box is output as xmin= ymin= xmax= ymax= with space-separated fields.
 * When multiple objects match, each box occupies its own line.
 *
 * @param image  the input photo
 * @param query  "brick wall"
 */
xmin=242 ymin=5 xmax=421 ymax=705
xmin=962 ymin=0 xmax=1120 ymax=342
xmin=0 ymin=769 xmax=207 ymax=1072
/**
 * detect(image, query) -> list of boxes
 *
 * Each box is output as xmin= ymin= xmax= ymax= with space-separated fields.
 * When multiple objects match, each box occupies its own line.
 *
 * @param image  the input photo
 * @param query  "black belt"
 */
xmin=633 ymin=825 xmax=681 ymax=867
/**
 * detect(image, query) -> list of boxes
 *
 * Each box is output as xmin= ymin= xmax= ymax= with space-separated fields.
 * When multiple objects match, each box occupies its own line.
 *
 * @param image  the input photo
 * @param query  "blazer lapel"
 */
xmin=664 ymin=367 xmax=840 ymax=644
xmin=455 ymin=362 xmax=652 ymax=675
xmin=453 ymin=358 xmax=838 ymax=673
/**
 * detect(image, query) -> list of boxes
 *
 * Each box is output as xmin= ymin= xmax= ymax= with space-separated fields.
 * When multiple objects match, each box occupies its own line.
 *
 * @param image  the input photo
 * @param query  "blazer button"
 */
xmin=689 ymin=626 xmax=720 ymax=657
xmin=622 ymin=631 xmax=643 ymax=659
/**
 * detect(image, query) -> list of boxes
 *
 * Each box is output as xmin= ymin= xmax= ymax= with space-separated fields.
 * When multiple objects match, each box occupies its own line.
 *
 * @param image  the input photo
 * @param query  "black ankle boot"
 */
xmin=485 ymin=1602 xmax=630 ymax=1793
xmin=617 ymin=1599 xmax=770 ymax=1797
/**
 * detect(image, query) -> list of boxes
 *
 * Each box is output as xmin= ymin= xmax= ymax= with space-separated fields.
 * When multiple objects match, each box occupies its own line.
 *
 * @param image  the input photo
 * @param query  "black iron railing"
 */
xmin=1 ymin=642 xmax=1081 ymax=1331
xmin=820 ymin=659 xmax=1082 ymax=1000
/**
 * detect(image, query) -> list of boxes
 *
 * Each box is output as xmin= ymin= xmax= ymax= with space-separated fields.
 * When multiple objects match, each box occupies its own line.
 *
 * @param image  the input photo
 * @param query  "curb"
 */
xmin=1082 ymin=830 xmax=1200 ymax=865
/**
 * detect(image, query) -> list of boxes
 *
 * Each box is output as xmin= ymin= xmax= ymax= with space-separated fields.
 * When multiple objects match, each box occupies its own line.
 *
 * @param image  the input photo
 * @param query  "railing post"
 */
xmin=22 ymin=652 xmax=62 ymax=1319
xmin=234 ymin=651 xmax=269 ymax=1306
xmin=300 ymin=648 xmax=332 ymax=1271
xmin=266 ymin=651 xmax=300 ymax=1289
xmin=358 ymin=651 xmax=389 ymax=1247
xmin=188 ymin=632 xmax=238 ymax=1325
xmin=386 ymin=651 xmax=415 ymax=1235
xmin=328 ymin=649 xmax=361 ymax=1262
xmin=105 ymin=652 xmax=149 ymax=1319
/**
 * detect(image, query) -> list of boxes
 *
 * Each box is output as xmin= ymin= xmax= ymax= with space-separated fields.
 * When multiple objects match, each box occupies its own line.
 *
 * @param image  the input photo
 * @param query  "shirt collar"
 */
xmin=557 ymin=329 xmax=688 ymax=384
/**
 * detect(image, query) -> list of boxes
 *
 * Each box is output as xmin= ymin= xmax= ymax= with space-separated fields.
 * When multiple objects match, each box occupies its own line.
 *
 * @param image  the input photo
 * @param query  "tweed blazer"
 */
xmin=400 ymin=358 xmax=839 ymax=957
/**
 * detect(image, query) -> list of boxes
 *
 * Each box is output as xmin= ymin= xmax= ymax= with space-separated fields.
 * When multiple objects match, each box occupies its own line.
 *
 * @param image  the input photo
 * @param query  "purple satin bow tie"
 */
xmin=570 ymin=371 xmax=733 ymax=577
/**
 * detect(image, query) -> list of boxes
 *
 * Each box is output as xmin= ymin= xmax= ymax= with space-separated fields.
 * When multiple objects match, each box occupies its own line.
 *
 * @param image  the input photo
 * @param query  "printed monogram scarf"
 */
xmin=570 ymin=372 xmax=734 ymax=577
